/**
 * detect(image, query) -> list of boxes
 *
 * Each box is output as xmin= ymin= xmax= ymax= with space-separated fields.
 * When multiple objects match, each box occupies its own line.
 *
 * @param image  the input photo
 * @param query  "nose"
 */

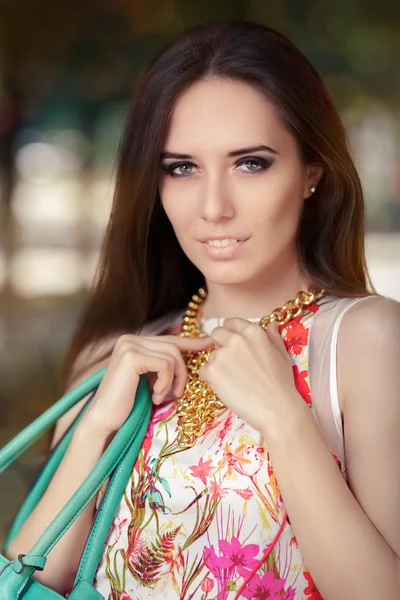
xmin=200 ymin=173 xmax=234 ymax=223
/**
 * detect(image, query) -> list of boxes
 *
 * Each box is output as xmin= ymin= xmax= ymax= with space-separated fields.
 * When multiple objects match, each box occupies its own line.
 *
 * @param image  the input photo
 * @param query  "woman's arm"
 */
xmin=6 ymin=339 xmax=117 ymax=595
xmin=6 ymin=329 xmax=211 ymax=595
xmin=7 ymin=420 xmax=113 ymax=594
xmin=261 ymin=295 xmax=400 ymax=600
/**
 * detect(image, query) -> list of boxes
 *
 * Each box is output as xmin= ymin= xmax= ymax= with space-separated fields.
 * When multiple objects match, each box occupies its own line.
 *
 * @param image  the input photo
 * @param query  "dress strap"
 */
xmin=329 ymin=295 xmax=378 ymax=437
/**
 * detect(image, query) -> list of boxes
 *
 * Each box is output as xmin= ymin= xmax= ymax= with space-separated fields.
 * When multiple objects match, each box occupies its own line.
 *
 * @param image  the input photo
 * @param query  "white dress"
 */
xmin=93 ymin=294 xmax=375 ymax=600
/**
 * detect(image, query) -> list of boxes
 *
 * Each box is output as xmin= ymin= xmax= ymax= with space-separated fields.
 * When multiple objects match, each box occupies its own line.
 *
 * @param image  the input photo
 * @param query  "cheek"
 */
xmin=253 ymin=170 xmax=304 ymax=225
xmin=160 ymin=189 xmax=199 ymax=260
xmin=159 ymin=181 xmax=190 ymax=232
xmin=247 ymin=188 xmax=304 ymax=255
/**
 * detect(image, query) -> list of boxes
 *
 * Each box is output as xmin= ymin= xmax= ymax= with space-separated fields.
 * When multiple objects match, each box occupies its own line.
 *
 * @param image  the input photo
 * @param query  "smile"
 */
xmin=200 ymin=238 xmax=249 ymax=259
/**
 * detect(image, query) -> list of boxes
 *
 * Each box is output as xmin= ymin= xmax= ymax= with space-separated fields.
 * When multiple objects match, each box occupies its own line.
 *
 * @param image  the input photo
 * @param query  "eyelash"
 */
xmin=161 ymin=156 xmax=273 ymax=179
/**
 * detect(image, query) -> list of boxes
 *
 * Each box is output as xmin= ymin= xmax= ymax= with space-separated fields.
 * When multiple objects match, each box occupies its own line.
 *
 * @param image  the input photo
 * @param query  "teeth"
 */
xmin=206 ymin=239 xmax=238 ymax=247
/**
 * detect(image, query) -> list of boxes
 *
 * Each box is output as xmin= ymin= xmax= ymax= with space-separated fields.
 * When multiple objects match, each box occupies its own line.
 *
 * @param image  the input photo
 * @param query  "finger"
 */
xmin=219 ymin=317 xmax=256 ymax=334
xmin=210 ymin=318 xmax=255 ymax=345
xmin=115 ymin=347 xmax=175 ymax=404
xmin=139 ymin=337 xmax=214 ymax=394
xmin=118 ymin=333 xmax=213 ymax=351
xmin=136 ymin=347 xmax=184 ymax=403
xmin=266 ymin=322 xmax=289 ymax=359
xmin=209 ymin=325 xmax=233 ymax=346
xmin=156 ymin=335 xmax=215 ymax=351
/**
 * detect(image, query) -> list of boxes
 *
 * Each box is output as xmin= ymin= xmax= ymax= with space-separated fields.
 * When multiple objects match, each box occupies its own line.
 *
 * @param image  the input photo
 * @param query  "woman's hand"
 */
xmin=80 ymin=333 xmax=214 ymax=435
xmin=197 ymin=318 xmax=304 ymax=436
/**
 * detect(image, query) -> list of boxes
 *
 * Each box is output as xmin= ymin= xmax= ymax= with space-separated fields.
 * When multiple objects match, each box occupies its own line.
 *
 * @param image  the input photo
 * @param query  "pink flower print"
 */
xmin=148 ymin=400 xmax=176 ymax=438
xmin=233 ymin=487 xmax=253 ymax=500
xmin=281 ymin=587 xmax=296 ymax=600
xmin=201 ymin=577 xmax=215 ymax=593
xmin=107 ymin=516 xmax=127 ymax=546
xmin=217 ymin=536 xmax=259 ymax=578
xmin=189 ymin=456 xmax=214 ymax=486
xmin=209 ymin=480 xmax=228 ymax=501
xmin=203 ymin=545 xmax=221 ymax=579
xmin=120 ymin=592 xmax=135 ymax=600
xmin=242 ymin=570 xmax=286 ymax=599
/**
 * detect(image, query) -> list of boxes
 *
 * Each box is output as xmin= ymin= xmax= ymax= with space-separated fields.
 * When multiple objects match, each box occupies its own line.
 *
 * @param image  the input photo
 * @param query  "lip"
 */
xmin=200 ymin=238 xmax=249 ymax=260
xmin=197 ymin=235 xmax=250 ymax=242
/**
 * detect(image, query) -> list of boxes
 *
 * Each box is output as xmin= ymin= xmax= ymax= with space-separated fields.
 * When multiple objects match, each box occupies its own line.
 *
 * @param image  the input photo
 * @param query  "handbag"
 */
xmin=0 ymin=367 xmax=152 ymax=599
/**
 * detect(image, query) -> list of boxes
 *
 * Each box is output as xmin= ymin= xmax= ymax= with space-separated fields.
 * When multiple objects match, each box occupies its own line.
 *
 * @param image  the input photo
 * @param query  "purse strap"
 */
xmin=0 ymin=368 xmax=152 ymax=596
xmin=4 ymin=390 xmax=97 ymax=548
xmin=0 ymin=368 xmax=107 ymax=473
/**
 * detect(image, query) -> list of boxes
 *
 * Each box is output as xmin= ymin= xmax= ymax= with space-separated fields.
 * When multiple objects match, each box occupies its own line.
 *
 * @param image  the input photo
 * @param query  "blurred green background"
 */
xmin=1 ymin=0 xmax=400 ymax=547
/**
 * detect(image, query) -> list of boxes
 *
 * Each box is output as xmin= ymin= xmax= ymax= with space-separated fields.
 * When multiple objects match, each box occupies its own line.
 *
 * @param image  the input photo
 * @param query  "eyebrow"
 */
xmin=160 ymin=144 xmax=279 ymax=160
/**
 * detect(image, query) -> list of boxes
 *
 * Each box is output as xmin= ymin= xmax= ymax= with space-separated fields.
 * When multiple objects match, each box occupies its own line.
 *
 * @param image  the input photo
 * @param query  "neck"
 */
xmin=200 ymin=261 xmax=314 ymax=320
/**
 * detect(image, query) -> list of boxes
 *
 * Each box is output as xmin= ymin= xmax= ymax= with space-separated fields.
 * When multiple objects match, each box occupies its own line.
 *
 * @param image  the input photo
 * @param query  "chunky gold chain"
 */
xmin=175 ymin=287 xmax=325 ymax=448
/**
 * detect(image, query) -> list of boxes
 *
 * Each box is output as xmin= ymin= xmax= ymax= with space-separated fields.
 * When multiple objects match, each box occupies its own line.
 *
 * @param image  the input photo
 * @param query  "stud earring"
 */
xmin=310 ymin=186 xmax=316 ymax=194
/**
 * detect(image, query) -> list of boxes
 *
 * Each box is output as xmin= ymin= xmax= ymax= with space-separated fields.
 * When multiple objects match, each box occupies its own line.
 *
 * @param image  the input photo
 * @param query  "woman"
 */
xmin=7 ymin=19 xmax=400 ymax=600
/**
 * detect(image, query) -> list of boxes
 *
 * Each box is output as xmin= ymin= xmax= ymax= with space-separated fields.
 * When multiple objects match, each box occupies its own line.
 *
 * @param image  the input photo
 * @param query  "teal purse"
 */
xmin=0 ymin=367 xmax=152 ymax=599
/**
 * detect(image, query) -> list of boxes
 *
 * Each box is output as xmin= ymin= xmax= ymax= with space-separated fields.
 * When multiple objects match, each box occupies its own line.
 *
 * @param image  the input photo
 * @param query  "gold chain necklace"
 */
xmin=175 ymin=287 xmax=325 ymax=448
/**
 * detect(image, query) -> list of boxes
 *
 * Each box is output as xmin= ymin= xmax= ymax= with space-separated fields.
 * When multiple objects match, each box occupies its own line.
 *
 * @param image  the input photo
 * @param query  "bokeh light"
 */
xmin=10 ymin=248 xmax=84 ymax=297
xmin=1 ymin=0 xmax=400 ymax=549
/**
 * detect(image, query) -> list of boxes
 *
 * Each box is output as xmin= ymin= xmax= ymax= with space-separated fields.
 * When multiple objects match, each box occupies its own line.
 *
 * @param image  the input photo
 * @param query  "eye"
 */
xmin=235 ymin=156 xmax=272 ymax=173
xmin=161 ymin=161 xmax=196 ymax=178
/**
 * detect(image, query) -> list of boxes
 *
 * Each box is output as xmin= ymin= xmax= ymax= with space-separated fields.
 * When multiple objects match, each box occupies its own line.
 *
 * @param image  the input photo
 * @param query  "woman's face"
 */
xmin=159 ymin=78 xmax=321 ymax=288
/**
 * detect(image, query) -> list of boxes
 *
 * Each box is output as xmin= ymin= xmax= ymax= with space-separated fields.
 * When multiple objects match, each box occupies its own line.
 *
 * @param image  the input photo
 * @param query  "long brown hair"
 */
xmin=61 ymin=19 xmax=376 ymax=390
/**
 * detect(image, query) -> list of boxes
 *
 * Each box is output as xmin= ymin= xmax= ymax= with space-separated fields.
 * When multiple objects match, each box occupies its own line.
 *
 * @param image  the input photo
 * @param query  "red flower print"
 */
xmin=201 ymin=577 xmax=214 ymax=593
xmin=292 ymin=365 xmax=312 ymax=404
xmin=242 ymin=570 xmax=286 ymax=599
xmin=233 ymin=487 xmax=253 ymax=500
xmin=284 ymin=321 xmax=309 ymax=356
xmin=304 ymin=571 xmax=323 ymax=599
xmin=134 ymin=435 xmax=151 ymax=474
xmin=217 ymin=413 xmax=233 ymax=444
xmin=107 ymin=516 xmax=127 ymax=546
xmin=208 ymin=480 xmax=228 ymax=500
xmin=216 ymin=536 xmax=259 ymax=578
xmin=189 ymin=456 xmax=214 ymax=486
xmin=332 ymin=452 xmax=342 ymax=470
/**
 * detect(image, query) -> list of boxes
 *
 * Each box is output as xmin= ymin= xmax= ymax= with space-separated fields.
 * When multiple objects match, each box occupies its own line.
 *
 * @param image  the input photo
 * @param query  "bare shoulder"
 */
xmin=340 ymin=294 xmax=400 ymax=343
xmin=337 ymin=294 xmax=400 ymax=414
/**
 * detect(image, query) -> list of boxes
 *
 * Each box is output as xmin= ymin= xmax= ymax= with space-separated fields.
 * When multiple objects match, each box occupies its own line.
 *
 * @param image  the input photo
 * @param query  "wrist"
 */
xmin=260 ymin=392 xmax=312 ymax=445
xmin=74 ymin=412 xmax=118 ymax=446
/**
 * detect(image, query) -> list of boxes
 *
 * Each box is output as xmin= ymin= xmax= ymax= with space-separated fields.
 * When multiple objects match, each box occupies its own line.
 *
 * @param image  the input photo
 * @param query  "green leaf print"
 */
xmin=159 ymin=476 xmax=172 ymax=497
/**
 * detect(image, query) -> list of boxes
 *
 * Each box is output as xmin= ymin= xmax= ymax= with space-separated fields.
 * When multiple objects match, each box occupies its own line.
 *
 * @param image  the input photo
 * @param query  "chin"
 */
xmin=201 ymin=265 xmax=254 ymax=287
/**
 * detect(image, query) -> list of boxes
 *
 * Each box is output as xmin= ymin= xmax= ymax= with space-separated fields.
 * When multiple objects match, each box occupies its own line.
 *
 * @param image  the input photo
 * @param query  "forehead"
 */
xmin=163 ymin=78 xmax=293 ymax=152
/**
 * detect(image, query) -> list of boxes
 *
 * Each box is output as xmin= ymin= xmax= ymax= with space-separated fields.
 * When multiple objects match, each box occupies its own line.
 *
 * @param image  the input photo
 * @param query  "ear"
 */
xmin=303 ymin=164 xmax=324 ymax=199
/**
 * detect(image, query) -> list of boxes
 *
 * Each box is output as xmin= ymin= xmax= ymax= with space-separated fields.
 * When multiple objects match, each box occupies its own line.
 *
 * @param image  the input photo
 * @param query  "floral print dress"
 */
xmin=94 ymin=298 xmax=342 ymax=599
